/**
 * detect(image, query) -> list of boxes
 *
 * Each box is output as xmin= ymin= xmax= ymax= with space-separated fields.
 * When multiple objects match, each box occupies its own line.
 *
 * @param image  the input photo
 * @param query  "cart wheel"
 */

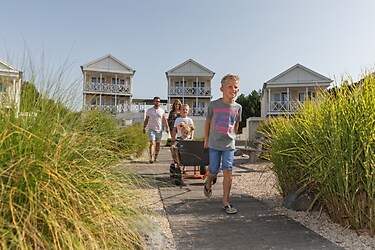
xmin=200 ymin=166 xmax=206 ymax=175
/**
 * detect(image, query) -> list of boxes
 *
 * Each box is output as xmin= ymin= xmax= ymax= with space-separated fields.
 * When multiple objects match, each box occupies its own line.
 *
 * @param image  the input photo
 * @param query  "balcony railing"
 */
xmin=84 ymin=102 xmax=146 ymax=114
xmin=267 ymin=101 xmax=303 ymax=114
xmin=169 ymin=86 xmax=211 ymax=97
xmin=0 ymin=93 xmax=12 ymax=108
xmin=190 ymin=107 xmax=207 ymax=116
xmin=84 ymin=82 xmax=131 ymax=94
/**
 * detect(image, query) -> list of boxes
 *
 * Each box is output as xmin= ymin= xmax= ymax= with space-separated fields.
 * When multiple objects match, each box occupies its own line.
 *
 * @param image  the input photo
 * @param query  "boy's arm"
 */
xmin=171 ymin=127 xmax=177 ymax=140
xmin=234 ymin=121 xmax=239 ymax=134
xmin=190 ymin=119 xmax=195 ymax=139
xmin=204 ymin=117 xmax=211 ymax=148
xmin=234 ymin=106 xmax=242 ymax=134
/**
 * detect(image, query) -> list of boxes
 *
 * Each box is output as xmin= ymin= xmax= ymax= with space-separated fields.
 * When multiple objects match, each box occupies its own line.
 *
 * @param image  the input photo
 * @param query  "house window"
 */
xmin=274 ymin=93 xmax=280 ymax=102
xmin=298 ymin=91 xmax=316 ymax=102
xmin=91 ymin=97 xmax=100 ymax=105
xmin=174 ymin=81 xmax=185 ymax=88
xmin=192 ymin=101 xmax=206 ymax=115
xmin=298 ymin=93 xmax=305 ymax=102
xmin=112 ymin=78 xmax=126 ymax=85
xmin=193 ymin=81 xmax=205 ymax=88
xmin=281 ymin=92 xmax=288 ymax=102
xmin=92 ymin=77 xmax=105 ymax=83
xmin=173 ymin=81 xmax=185 ymax=95
xmin=193 ymin=81 xmax=205 ymax=95
xmin=273 ymin=93 xmax=288 ymax=110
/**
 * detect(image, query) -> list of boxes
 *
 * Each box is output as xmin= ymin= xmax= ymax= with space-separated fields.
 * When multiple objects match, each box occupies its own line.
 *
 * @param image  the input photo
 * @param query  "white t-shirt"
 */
xmin=174 ymin=116 xmax=194 ymax=138
xmin=146 ymin=106 xmax=165 ymax=132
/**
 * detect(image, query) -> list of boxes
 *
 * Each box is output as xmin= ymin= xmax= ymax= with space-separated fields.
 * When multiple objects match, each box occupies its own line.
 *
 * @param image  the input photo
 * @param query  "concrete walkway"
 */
xmin=133 ymin=147 xmax=343 ymax=250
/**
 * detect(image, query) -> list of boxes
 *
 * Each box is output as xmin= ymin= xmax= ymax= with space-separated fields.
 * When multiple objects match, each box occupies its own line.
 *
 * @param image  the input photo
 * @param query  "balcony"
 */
xmin=169 ymin=86 xmax=211 ymax=97
xmin=266 ymin=101 xmax=303 ymax=116
xmin=190 ymin=107 xmax=207 ymax=116
xmin=84 ymin=102 xmax=146 ymax=114
xmin=0 ymin=92 xmax=13 ymax=108
xmin=83 ymin=82 xmax=131 ymax=95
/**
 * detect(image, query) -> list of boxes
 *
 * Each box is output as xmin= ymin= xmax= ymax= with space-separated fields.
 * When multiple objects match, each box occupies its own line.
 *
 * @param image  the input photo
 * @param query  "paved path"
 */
xmin=133 ymin=147 xmax=343 ymax=250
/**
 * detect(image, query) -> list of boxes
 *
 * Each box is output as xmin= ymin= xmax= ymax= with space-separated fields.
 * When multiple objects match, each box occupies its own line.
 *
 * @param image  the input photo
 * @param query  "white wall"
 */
xmin=190 ymin=116 xmax=206 ymax=139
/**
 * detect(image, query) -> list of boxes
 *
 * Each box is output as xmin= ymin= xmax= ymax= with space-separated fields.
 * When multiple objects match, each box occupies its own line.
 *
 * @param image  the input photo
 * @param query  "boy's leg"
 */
xmin=221 ymin=150 xmax=235 ymax=207
xmin=204 ymin=148 xmax=220 ymax=196
xmin=222 ymin=169 xmax=233 ymax=206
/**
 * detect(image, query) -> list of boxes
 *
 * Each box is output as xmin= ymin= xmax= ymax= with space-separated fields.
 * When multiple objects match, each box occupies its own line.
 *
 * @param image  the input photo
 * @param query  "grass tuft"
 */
xmin=259 ymin=74 xmax=375 ymax=235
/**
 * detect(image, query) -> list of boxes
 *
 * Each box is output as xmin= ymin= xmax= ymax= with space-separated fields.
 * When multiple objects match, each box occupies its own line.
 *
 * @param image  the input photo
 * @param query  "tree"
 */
xmin=20 ymin=82 xmax=41 ymax=112
xmin=236 ymin=90 xmax=261 ymax=133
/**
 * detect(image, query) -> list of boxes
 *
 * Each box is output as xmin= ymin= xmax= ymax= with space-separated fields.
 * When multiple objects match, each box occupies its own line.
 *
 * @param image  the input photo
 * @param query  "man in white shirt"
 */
xmin=143 ymin=96 xmax=169 ymax=163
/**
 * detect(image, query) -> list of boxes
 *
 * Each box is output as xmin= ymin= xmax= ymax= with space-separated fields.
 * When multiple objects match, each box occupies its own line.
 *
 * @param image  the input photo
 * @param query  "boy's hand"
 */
xmin=204 ymin=140 xmax=208 ymax=149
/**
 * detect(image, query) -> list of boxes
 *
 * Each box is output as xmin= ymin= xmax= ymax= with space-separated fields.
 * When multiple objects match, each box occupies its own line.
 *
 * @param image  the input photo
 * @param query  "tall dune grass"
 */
xmin=0 ymin=70 xmax=149 ymax=248
xmin=259 ymin=75 xmax=375 ymax=235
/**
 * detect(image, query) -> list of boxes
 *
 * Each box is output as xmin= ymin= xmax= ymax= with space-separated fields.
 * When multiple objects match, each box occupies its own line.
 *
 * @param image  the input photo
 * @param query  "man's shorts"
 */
xmin=208 ymin=148 xmax=235 ymax=174
xmin=148 ymin=129 xmax=163 ymax=142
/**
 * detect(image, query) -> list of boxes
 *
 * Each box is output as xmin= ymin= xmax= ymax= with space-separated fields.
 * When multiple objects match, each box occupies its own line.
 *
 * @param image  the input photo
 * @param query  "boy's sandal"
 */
xmin=203 ymin=179 xmax=212 ymax=198
xmin=223 ymin=204 xmax=237 ymax=214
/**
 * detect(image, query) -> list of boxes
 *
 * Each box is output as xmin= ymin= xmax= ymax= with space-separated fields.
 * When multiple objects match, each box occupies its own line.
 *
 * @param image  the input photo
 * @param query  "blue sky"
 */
xmin=2 ymin=0 xmax=375 ymax=107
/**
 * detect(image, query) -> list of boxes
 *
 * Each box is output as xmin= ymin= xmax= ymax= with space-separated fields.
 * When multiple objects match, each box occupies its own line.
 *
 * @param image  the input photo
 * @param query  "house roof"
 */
xmin=166 ymin=59 xmax=215 ymax=78
xmin=263 ymin=63 xmax=333 ymax=89
xmin=81 ymin=54 xmax=135 ymax=75
xmin=0 ymin=60 xmax=21 ymax=74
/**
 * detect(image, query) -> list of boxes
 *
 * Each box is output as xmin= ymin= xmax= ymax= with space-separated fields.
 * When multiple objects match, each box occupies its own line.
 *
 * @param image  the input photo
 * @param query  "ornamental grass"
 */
xmin=0 ymin=77 xmax=149 ymax=248
xmin=259 ymin=74 xmax=375 ymax=235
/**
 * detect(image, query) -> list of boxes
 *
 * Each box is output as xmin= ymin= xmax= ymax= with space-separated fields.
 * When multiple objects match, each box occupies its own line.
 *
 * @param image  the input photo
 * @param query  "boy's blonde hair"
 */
xmin=221 ymin=74 xmax=240 ymax=86
xmin=181 ymin=125 xmax=191 ymax=133
xmin=180 ymin=103 xmax=190 ymax=110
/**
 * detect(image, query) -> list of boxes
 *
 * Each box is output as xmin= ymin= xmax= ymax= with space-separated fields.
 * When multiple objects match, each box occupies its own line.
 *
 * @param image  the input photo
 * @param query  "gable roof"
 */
xmin=166 ymin=59 xmax=215 ymax=77
xmin=263 ymin=63 xmax=332 ymax=89
xmin=0 ymin=60 xmax=22 ymax=78
xmin=81 ymin=54 xmax=135 ymax=75
xmin=0 ymin=60 xmax=20 ymax=73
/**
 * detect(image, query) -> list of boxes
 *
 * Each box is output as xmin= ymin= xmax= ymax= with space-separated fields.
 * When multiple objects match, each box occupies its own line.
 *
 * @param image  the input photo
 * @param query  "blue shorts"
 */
xmin=148 ymin=129 xmax=162 ymax=142
xmin=208 ymin=148 xmax=235 ymax=174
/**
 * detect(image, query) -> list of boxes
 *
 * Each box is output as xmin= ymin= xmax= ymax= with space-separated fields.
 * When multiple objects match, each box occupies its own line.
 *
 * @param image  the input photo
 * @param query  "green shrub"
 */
xmin=0 ymin=90 xmax=150 ymax=249
xmin=259 ymin=76 xmax=375 ymax=234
